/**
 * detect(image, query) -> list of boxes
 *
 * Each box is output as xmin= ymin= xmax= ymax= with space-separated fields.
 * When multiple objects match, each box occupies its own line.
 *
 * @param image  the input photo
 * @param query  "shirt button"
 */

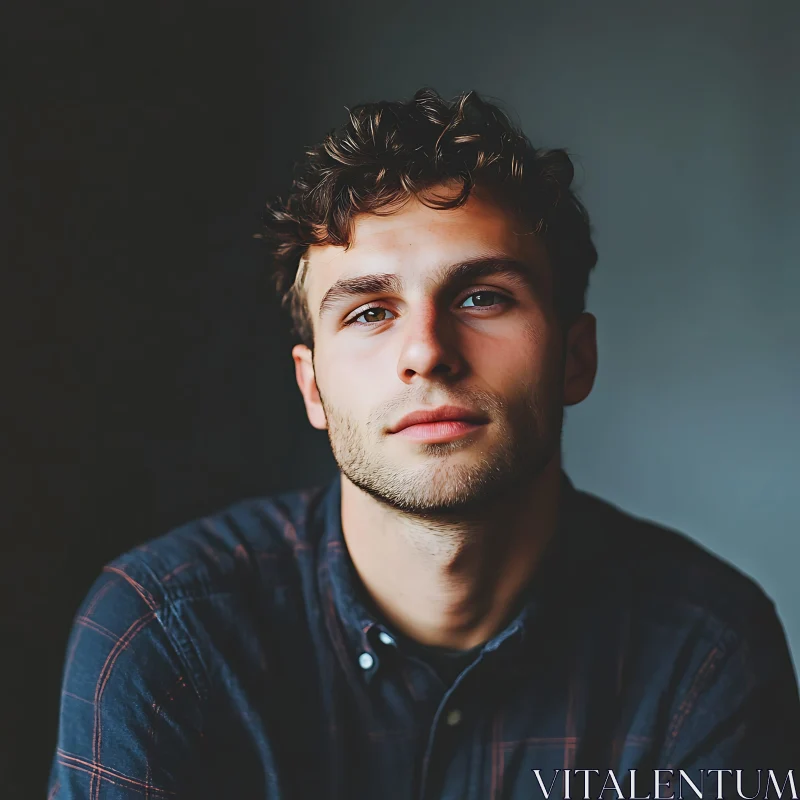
xmin=358 ymin=652 xmax=375 ymax=670
xmin=445 ymin=709 xmax=462 ymax=727
xmin=378 ymin=631 xmax=395 ymax=646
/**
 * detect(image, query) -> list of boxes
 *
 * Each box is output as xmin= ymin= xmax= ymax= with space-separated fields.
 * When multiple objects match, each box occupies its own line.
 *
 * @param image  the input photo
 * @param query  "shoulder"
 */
xmin=569 ymin=485 xmax=800 ymax=756
xmin=62 ymin=481 xmax=330 ymax=697
xmin=55 ymin=483 xmax=330 ymax=757
xmin=570 ymin=486 xmax=781 ymax=641
xmin=103 ymin=482 xmax=329 ymax=606
xmin=52 ymin=480 xmax=330 ymax=797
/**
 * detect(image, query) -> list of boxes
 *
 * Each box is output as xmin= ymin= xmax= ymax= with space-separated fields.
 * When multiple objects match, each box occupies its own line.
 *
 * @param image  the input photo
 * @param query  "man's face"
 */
xmin=294 ymin=185 xmax=582 ymax=516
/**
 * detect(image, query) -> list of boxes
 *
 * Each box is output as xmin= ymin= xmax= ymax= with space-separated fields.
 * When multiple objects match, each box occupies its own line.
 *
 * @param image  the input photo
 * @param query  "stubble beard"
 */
xmin=317 ymin=366 xmax=565 ymax=519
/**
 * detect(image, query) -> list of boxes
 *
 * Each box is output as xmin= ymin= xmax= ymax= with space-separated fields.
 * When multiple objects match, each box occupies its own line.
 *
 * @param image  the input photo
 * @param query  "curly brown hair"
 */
xmin=258 ymin=87 xmax=598 ymax=348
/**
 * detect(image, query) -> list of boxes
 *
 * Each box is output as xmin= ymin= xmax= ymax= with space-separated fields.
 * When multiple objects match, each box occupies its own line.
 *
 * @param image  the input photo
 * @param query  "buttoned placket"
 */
xmin=415 ymin=651 xmax=484 ymax=800
xmin=415 ymin=621 xmax=526 ymax=800
xmin=355 ymin=617 xmax=488 ymax=799
xmin=350 ymin=611 xmax=529 ymax=800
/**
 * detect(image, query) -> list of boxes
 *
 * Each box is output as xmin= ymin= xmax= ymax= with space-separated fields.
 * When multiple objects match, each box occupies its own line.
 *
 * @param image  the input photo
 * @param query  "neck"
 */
xmin=339 ymin=454 xmax=564 ymax=650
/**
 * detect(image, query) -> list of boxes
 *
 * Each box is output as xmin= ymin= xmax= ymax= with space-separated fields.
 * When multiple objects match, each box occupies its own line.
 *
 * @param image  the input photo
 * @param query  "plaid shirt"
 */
xmin=49 ymin=471 xmax=799 ymax=799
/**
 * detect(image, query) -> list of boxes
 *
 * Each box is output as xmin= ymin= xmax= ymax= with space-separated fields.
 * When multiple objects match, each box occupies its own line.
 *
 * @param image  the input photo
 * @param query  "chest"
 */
xmin=195 ymin=601 xmax=669 ymax=800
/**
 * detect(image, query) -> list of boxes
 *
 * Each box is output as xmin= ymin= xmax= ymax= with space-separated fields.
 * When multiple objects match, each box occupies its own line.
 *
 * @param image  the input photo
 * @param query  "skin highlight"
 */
xmin=292 ymin=184 xmax=598 ymax=650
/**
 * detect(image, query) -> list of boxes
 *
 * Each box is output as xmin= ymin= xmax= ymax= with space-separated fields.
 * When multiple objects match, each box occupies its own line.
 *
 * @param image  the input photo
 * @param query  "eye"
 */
xmin=459 ymin=291 xmax=509 ymax=309
xmin=346 ymin=305 xmax=396 ymax=326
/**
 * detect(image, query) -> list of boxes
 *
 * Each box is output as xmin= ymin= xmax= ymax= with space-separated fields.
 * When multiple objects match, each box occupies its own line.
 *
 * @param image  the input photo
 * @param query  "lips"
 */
xmin=389 ymin=405 xmax=489 ymax=434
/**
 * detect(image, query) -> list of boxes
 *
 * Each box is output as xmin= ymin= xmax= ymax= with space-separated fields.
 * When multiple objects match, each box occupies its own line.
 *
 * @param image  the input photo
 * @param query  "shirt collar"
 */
xmin=317 ymin=475 xmax=380 ymax=668
xmin=315 ymin=469 xmax=581 ymax=679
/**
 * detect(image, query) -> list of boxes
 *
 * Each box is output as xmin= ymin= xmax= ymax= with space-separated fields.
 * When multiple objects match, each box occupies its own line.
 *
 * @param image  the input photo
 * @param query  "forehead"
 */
xmin=302 ymin=188 xmax=547 ymax=307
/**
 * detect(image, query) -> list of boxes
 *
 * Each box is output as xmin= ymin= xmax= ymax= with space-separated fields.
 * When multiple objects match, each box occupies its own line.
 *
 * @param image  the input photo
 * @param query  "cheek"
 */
xmin=466 ymin=322 xmax=552 ymax=385
xmin=314 ymin=347 xmax=388 ymax=413
xmin=323 ymin=337 xmax=399 ymax=384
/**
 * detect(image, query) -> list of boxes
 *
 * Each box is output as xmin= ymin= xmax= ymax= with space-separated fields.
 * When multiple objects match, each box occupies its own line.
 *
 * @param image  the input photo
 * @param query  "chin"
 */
xmin=403 ymin=433 xmax=491 ymax=459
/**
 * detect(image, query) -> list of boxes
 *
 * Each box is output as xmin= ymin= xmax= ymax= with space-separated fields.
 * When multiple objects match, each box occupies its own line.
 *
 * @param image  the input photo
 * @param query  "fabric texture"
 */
xmin=48 ymin=470 xmax=800 ymax=799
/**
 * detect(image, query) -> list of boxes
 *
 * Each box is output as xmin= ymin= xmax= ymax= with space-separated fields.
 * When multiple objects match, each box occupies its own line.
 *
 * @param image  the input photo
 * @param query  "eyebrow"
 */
xmin=317 ymin=256 xmax=541 ymax=320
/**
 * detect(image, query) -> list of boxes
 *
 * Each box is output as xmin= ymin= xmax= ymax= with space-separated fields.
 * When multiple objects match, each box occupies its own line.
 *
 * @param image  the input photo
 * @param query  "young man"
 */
xmin=50 ymin=89 xmax=798 ymax=799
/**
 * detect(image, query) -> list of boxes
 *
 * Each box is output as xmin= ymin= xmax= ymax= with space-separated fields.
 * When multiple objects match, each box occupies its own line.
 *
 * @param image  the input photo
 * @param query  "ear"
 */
xmin=292 ymin=344 xmax=328 ymax=430
xmin=563 ymin=313 xmax=598 ymax=407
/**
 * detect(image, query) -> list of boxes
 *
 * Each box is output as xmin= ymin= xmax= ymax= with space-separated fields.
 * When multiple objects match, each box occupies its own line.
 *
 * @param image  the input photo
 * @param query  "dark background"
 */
xmin=4 ymin=3 xmax=799 ymax=796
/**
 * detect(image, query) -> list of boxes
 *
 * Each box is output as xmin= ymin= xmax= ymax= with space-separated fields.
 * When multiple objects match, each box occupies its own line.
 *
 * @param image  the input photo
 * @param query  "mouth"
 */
xmin=391 ymin=419 xmax=487 ymax=443
xmin=389 ymin=405 xmax=489 ymax=443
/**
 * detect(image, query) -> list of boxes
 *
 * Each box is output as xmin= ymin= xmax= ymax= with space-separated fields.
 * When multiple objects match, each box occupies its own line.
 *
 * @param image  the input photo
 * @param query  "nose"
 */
xmin=396 ymin=301 xmax=466 ymax=384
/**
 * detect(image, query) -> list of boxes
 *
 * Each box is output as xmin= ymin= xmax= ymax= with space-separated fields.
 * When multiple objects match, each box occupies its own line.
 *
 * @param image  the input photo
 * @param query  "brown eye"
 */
xmin=352 ymin=307 xmax=395 ymax=325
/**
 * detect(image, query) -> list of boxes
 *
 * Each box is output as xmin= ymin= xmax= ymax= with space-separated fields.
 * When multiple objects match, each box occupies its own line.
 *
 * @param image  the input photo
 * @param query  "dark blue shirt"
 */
xmin=49 ymin=471 xmax=800 ymax=798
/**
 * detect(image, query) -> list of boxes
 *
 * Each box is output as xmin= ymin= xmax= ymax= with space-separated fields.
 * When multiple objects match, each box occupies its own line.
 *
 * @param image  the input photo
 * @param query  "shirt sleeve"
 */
xmin=48 ymin=564 xmax=206 ymax=798
xmin=659 ymin=597 xmax=800 ymax=782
